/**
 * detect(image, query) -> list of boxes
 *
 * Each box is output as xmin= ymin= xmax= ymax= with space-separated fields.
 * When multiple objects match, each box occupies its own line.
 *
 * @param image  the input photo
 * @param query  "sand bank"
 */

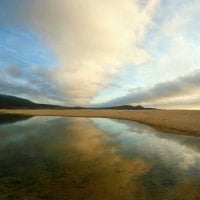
xmin=0 ymin=109 xmax=200 ymax=136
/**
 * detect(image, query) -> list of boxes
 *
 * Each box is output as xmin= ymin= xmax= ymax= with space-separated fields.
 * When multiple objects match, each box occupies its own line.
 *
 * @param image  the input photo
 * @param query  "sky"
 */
xmin=0 ymin=0 xmax=200 ymax=109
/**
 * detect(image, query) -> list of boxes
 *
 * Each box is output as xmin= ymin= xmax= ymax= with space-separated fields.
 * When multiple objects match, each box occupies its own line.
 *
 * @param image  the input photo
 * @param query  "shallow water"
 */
xmin=0 ymin=117 xmax=200 ymax=200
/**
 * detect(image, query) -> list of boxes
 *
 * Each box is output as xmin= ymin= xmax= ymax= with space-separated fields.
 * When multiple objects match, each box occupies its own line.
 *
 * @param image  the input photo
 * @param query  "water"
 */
xmin=0 ymin=116 xmax=200 ymax=200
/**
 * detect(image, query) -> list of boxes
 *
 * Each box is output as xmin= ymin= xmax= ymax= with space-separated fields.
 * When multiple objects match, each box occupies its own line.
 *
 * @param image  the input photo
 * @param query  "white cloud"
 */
xmin=98 ymin=0 xmax=200 ymax=109
xmin=21 ymin=0 xmax=159 ymax=105
xmin=2 ymin=0 xmax=200 ymax=108
xmin=162 ymin=0 xmax=200 ymax=35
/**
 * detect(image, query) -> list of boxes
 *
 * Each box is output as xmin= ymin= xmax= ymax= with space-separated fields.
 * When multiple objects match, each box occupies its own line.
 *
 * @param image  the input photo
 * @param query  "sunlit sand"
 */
xmin=1 ymin=109 xmax=200 ymax=136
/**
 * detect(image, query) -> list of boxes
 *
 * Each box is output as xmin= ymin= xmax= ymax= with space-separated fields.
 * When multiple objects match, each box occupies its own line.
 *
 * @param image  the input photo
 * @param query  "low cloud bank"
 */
xmin=98 ymin=69 xmax=200 ymax=108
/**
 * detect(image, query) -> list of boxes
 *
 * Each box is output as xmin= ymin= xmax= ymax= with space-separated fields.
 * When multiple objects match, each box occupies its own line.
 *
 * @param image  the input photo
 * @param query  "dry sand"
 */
xmin=0 ymin=109 xmax=200 ymax=136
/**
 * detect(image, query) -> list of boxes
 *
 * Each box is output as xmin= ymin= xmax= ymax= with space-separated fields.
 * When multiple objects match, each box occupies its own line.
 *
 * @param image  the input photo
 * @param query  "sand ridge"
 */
xmin=0 ymin=109 xmax=200 ymax=136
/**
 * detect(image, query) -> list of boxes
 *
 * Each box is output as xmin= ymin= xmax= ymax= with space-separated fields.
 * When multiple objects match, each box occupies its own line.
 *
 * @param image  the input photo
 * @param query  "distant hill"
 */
xmin=0 ymin=94 xmax=66 ymax=109
xmin=0 ymin=94 xmax=155 ymax=110
xmin=96 ymin=105 xmax=155 ymax=110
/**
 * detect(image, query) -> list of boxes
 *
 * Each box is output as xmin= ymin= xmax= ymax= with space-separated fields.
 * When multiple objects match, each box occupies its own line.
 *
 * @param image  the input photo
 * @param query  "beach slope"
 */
xmin=0 ymin=109 xmax=200 ymax=136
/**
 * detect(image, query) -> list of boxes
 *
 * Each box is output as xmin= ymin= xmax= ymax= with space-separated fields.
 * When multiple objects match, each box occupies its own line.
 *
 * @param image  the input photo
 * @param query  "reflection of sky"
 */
xmin=1 ymin=116 xmax=200 ymax=199
xmin=92 ymin=118 xmax=200 ymax=171
xmin=1 ymin=116 xmax=200 ymax=174
xmin=0 ymin=116 xmax=63 ymax=146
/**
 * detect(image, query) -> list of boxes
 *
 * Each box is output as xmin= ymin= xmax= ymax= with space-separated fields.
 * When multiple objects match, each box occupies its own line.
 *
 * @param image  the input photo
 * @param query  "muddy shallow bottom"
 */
xmin=0 ymin=117 xmax=200 ymax=200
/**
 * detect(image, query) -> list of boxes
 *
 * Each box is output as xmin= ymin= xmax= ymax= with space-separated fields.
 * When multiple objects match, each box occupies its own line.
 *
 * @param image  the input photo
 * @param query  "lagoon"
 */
xmin=0 ymin=117 xmax=200 ymax=199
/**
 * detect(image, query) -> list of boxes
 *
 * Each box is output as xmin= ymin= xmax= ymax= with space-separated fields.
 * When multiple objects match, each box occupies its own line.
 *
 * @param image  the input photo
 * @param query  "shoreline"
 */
xmin=0 ymin=109 xmax=200 ymax=136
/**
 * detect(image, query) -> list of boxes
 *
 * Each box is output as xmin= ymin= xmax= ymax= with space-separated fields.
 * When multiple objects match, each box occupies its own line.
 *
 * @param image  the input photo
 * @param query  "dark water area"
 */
xmin=0 ymin=117 xmax=200 ymax=200
xmin=0 ymin=114 xmax=31 ymax=125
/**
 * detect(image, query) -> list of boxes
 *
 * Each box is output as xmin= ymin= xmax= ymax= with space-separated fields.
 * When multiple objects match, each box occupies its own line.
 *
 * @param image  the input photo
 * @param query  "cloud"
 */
xmin=0 ymin=27 xmax=63 ymax=104
xmin=162 ymin=0 xmax=200 ymax=35
xmin=2 ymin=0 xmax=199 ymax=108
xmin=98 ymin=69 xmax=200 ymax=108
xmin=146 ymin=96 xmax=200 ymax=109
xmin=0 ymin=64 xmax=64 ymax=104
xmin=94 ymin=0 xmax=200 ymax=109
xmin=1 ymin=0 xmax=159 ymax=105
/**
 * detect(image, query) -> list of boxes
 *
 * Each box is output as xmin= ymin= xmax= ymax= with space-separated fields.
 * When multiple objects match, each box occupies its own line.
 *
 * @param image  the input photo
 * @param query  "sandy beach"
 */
xmin=0 ymin=109 xmax=200 ymax=136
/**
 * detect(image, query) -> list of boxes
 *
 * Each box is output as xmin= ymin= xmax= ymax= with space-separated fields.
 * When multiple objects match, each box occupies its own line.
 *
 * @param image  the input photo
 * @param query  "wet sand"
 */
xmin=0 ymin=109 xmax=200 ymax=136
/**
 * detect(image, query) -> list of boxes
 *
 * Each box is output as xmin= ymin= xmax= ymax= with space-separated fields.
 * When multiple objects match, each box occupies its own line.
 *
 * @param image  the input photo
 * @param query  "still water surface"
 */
xmin=0 ymin=117 xmax=200 ymax=200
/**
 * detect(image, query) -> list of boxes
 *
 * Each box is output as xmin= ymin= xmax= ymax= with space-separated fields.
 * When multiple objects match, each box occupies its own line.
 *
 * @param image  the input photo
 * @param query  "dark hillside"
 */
xmin=0 ymin=94 xmax=66 ymax=109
